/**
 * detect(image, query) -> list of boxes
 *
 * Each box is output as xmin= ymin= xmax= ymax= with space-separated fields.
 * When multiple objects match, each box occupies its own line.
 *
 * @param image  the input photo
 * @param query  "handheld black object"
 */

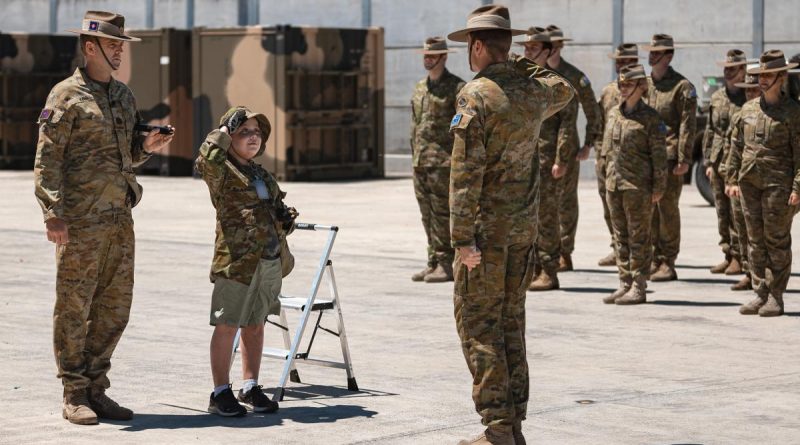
xmin=134 ymin=123 xmax=174 ymax=135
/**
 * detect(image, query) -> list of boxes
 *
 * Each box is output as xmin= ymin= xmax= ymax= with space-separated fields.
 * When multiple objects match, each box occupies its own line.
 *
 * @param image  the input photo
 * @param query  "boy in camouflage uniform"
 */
xmin=34 ymin=11 xmax=174 ymax=425
xmin=703 ymin=50 xmax=748 ymax=276
xmin=410 ymin=37 xmax=465 ymax=283
xmin=196 ymin=107 xmax=297 ymax=415
xmin=447 ymin=6 xmax=574 ymax=444
xmin=726 ymin=50 xmax=800 ymax=317
xmin=600 ymin=65 xmax=667 ymax=305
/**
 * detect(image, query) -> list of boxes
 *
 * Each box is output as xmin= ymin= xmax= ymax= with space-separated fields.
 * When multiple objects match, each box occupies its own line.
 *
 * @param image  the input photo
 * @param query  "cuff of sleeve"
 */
xmin=207 ymin=129 xmax=232 ymax=147
xmin=452 ymin=239 xmax=475 ymax=248
xmin=43 ymin=209 xmax=62 ymax=223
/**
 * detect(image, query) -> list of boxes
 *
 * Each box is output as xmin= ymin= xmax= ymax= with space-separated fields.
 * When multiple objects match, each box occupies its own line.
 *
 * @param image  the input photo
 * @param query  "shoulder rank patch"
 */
xmin=450 ymin=114 xmax=462 ymax=129
xmin=658 ymin=122 xmax=668 ymax=134
xmin=688 ymin=87 xmax=697 ymax=99
xmin=38 ymin=109 xmax=53 ymax=122
xmin=580 ymin=75 xmax=591 ymax=87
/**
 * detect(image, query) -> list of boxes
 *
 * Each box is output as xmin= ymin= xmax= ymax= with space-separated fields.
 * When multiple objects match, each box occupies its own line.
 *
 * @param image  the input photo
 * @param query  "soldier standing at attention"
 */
xmin=515 ymin=27 xmax=578 ymax=291
xmin=727 ymin=50 xmax=800 ymax=317
xmin=595 ymin=44 xmax=642 ymax=267
xmin=601 ymin=65 xmax=667 ymax=305
xmin=447 ymin=5 xmax=574 ymax=444
xmin=545 ymin=25 xmax=604 ymax=272
xmin=410 ymin=37 xmax=465 ymax=283
xmin=642 ymin=34 xmax=697 ymax=281
xmin=703 ymin=50 xmax=748 ymax=276
xmin=725 ymin=73 xmax=762 ymax=292
xmin=34 ymin=11 xmax=174 ymax=425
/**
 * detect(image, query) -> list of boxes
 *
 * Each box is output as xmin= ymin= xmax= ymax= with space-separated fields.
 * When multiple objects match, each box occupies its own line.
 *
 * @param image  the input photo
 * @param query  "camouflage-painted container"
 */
xmin=0 ymin=33 xmax=81 ymax=169
xmin=192 ymin=25 xmax=385 ymax=181
xmin=122 ymin=28 xmax=194 ymax=176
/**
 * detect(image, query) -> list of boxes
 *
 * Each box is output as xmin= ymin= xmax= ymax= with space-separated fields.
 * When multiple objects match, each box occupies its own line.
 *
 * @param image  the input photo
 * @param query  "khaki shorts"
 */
xmin=210 ymin=258 xmax=282 ymax=327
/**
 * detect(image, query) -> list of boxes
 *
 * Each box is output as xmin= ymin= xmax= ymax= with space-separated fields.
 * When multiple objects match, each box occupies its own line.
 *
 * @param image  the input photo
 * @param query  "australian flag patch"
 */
xmin=450 ymin=113 xmax=462 ymax=129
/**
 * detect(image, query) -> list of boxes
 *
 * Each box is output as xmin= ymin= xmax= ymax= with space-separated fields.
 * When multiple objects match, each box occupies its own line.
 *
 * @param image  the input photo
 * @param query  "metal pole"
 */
xmin=249 ymin=0 xmax=260 ymax=25
xmin=145 ymin=0 xmax=154 ymax=29
xmin=612 ymin=0 xmax=624 ymax=79
xmin=49 ymin=0 xmax=58 ymax=33
xmin=239 ymin=0 xmax=259 ymax=26
xmin=186 ymin=0 xmax=195 ymax=29
xmin=361 ymin=0 xmax=371 ymax=28
xmin=481 ymin=0 xmax=493 ymax=5
xmin=753 ymin=0 xmax=764 ymax=57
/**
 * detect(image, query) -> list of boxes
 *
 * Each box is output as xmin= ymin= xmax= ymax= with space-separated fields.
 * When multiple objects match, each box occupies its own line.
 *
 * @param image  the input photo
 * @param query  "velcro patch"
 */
xmin=658 ymin=122 xmax=668 ymax=134
xmin=688 ymin=87 xmax=697 ymax=99
xmin=89 ymin=21 xmax=99 ymax=31
xmin=450 ymin=114 xmax=462 ymax=129
xmin=39 ymin=109 xmax=53 ymax=122
xmin=580 ymin=75 xmax=591 ymax=87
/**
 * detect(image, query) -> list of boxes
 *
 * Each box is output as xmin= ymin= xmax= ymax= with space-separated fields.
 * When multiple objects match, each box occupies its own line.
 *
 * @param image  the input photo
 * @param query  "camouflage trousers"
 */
xmin=730 ymin=195 xmax=750 ymax=273
xmin=739 ymin=177 xmax=793 ymax=298
xmin=595 ymin=155 xmax=615 ymax=249
xmin=651 ymin=170 xmax=683 ymax=264
xmin=710 ymin=163 xmax=740 ymax=261
xmin=607 ymin=189 xmax=654 ymax=280
xmin=557 ymin=156 xmax=580 ymax=255
xmin=453 ymin=241 xmax=535 ymax=426
xmin=54 ymin=212 xmax=134 ymax=393
xmin=413 ymin=167 xmax=454 ymax=267
xmin=535 ymin=164 xmax=562 ymax=271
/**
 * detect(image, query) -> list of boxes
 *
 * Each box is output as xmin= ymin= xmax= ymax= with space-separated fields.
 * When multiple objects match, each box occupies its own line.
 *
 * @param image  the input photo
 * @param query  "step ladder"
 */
xmin=231 ymin=222 xmax=358 ymax=401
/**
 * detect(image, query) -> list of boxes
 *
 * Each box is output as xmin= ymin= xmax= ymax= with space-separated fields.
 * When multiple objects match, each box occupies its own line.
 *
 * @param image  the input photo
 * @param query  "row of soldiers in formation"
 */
xmin=409 ymin=27 xmax=800 ymax=317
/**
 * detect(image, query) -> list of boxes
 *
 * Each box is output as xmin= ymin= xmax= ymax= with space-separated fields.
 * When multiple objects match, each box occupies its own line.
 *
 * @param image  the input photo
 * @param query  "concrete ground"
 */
xmin=1 ymin=169 xmax=799 ymax=445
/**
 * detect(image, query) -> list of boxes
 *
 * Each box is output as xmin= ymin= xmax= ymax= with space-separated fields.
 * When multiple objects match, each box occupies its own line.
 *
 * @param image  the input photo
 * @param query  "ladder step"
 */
xmin=279 ymin=296 xmax=334 ymax=311
xmin=262 ymin=347 xmax=290 ymax=359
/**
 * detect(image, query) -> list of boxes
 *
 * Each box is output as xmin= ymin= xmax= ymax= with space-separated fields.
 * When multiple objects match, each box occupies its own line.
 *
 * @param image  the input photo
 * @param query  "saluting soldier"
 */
xmin=545 ymin=25 xmax=604 ymax=272
xmin=703 ymin=50 xmax=748 ymax=276
xmin=642 ymin=34 xmax=697 ymax=281
xmin=34 ymin=11 xmax=174 ymax=424
xmin=727 ymin=50 xmax=800 ymax=317
xmin=595 ymin=43 xmax=642 ymax=267
xmin=447 ymin=5 xmax=574 ymax=444
xmin=410 ymin=37 xmax=466 ymax=283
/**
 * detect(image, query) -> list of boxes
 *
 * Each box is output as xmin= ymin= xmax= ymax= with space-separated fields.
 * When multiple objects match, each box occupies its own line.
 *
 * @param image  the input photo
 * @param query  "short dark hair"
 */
xmin=470 ymin=29 xmax=512 ymax=60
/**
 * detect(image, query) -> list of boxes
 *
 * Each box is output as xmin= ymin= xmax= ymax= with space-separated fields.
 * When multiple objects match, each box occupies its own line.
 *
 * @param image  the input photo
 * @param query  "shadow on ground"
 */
xmin=648 ymin=300 xmax=740 ymax=307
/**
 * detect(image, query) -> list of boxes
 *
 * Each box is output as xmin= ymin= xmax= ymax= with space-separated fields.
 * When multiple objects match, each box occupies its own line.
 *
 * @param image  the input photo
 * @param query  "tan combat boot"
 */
xmin=458 ymin=424 xmax=515 ymax=445
xmin=411 ymin=265 xmax=435 ymax=282
xmin=424 ymin=262 xmax=453 ymax=283
xmin=710 ymin=257 xmax=730 ymax=274
xmin=88 ymin=387 xmax=133 ymax=420
xmin=724 ymin=257 xmax=742 ymax=275
xmin=758 ymin=294 xmax=784 ymax=317
xmin=650 ymin=260 xmax=677 ymax=282
xmin=557 ymin=254 xmax=573 ymax=272
xmin=731 ymin=274 xmax=752 ymax=291
xmin=528 ymin=269 xmax=559 ymax=291
xmin=62 ymin=389 xmax=98 ymax=425
xmin=597 ymin=251 xmax=616 ymax=267
xmin=649 ymin=261 xmax=660 ymax=276
xmin=603 ymin=276 xmax=632 ymax=304
xmin=616 ymin=276 xmax=647 ymax=305
xmin=512 ymin=420 xmax=526 ymax=445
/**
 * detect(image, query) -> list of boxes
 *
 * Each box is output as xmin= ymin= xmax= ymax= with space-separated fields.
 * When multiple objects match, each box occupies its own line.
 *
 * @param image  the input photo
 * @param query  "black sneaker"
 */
xmin=238 ymin=385 xmax=279 ymax=413
xmin=208 ymin=385 xmax=247 ymax=417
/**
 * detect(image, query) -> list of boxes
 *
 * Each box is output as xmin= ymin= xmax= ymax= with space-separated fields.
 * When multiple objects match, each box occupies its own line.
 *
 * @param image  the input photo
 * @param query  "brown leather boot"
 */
xmin=528 ymin=269 xmax=559 ymax=291
xmin=597 ymin=251 xmax=616 ymax=267
xmin=424 ymin=262 xmax=454 ymax=283
xmin=731 ymin=274 xmax=752 ymax=291
xmin=603 ymin=277 xmax=632 ymax=304
xmin=62 ymin=389 xmax=98 ymax=425
xmin=724 ymin=257 xmax=742 ymax=275
xmin=649 ymin=261 xmax=660 ymax=275
xmin=458 ymin=424 xmax=515 ymax=445
xmin=739 ymin=292 xmax=767 ymax=315
xmin=616 ymin=276 xmax=647 ymax=305
xmin=557 ymin=254 xmax=573 ymax=272
xmin=758 ymin=294 xmax=784 ymax=317
xmin=512 ymin=420 xmax=526 ymax=445
xmin=650 ymin=261 xmax=677 ymax=282
xmin=710 ymin=258 xmax=730 ymax=274
xmin=88 ymin=388 xmax=133 ymax=420
xmin=411 ymin=265 xmax=435 ymax=282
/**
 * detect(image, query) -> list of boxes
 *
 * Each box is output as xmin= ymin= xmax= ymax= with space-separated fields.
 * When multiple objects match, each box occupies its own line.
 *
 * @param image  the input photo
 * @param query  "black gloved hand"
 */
xmin=222 ymin=109 xmax=248 ymax=134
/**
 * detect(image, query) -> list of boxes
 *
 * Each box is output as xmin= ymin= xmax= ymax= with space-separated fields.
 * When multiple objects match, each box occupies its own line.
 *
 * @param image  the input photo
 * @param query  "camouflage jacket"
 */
xmin=595 ymin=80 xmax=622 ymax=158
xmin=703 ymin=87 xmax=745 ymax=172
xmin=410 ymin=69 xmax=466 ymax=167
xmin=551 ymin=57 xmax=603 ymax=147
xmin=603 ymin=100 xmax=668 ymax=194
xmin=645 ymin=66 xmax=697 ymax=164
xmin=537 ymin=95 xmax=579 ymax=168
xmin=196 ymin=130 xmax=288 ymax=286
xmin=727 ymin=95 xmax=800 ymax=193
xmin=34 ymin=68 xmax=149 ymax=222
xmin=449 ymin=60 xmax=574 ymax=247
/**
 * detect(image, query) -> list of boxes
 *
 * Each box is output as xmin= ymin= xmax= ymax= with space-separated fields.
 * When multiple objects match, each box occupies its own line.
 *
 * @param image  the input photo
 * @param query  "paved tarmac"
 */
xmin=1 ymin=170 xmax=799 ymax=445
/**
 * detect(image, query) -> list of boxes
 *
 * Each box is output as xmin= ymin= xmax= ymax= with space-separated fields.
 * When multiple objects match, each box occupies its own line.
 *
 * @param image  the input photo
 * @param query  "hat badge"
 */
xmin=88 ymin=20 xmax=99 ymax=31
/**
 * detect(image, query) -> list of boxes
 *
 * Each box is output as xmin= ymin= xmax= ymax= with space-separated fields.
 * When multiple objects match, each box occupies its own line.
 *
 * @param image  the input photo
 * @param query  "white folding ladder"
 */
xmin=231 ymin=222 xmax=358 ymax=401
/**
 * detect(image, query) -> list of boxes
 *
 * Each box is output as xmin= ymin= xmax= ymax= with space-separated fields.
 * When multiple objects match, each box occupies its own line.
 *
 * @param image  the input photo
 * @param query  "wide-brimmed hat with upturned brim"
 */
xmin=545 ymin=25 xmax=573 ymax=42
xmin=608 ymin=43 xmax=643 ymax=60
xmin=716 ymin=49 xmax=749 ymax=67
xmin=748 ymin=49 xmax=799 ymax=74
xmin=219 ymin=106 xmax=272 ymax=157
xmin=641 ymin=34 xmax=675 ymax=52
xmin=417 ymin=37 xmax=457 ymax=55
xmin=66 ymin=10 xmax=141 ymax=42
xmin=734 ymin=74 xmax=760 ymax=89
xmin=513 ymin=27 xmax=550 ymax=46
xmin=618 ymin=64 xmax=648 ymax=82
xmin=448 ymin=5 xmax=527 ymax=43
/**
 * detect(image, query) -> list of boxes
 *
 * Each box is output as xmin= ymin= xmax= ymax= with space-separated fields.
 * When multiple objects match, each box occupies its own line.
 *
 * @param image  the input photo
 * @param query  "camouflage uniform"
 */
xmin=703 ymin=87 xmax=746 ymax=265
xmin=727 ymin=95 xmax=800 ymax=309
xmin=595 ymin=81 xmax=623 ymax=250
xmin=725 ymin=108 xmax=750 ymax=280
xmin=604 ymin=101 xmax=667 ymax=280
xmin=410 ymin=69 xmax=465 ymax=269
xmin=34 ymin=68 xmax=150 ymax=394
xmin=450 ymin=58 xmax=573 ymax=426
xmin=550 ymin=58 xmax=603 ymax=259
xmin=644 ymin=67 xmax=697 ymax=266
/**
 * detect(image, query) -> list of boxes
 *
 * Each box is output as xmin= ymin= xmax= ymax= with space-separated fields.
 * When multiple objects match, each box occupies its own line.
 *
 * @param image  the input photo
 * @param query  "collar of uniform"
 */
xmin=619 ymin=98 xmax=645 ymax=117
xmin=724 ymin=85 xmax=746 ymax=105
xmin=76 ymin=67 xmax=123 ymax=96
xmin=477 ymin=61 xmax=512 ymax=79
xmin=428 ymin=68 xmax=452 ymax=86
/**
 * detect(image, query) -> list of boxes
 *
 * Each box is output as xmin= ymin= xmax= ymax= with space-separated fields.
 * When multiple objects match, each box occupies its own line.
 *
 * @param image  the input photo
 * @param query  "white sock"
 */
xmin=242 ymin=379 xmax=258 ymax=394
xmin=213 ymin=384 xmax=229 ymax=397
